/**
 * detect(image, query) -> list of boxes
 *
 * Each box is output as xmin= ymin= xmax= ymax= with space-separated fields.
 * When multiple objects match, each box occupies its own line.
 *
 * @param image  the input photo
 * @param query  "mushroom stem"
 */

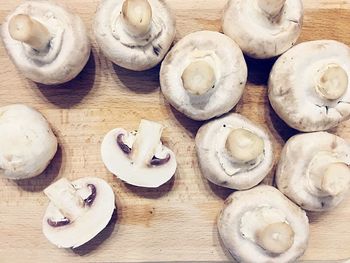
xmin=131 ymin=119 xmax=163 ymax=166
xmin=318 ymin=163 xmax=350 ymax=196
xmin=122 ymin=0 xmax=152 ymax=36
xmin=8 ymin=14 xmax=51 ymax=51
xmin=44 ymin=178 xmax=84 ymax=222
xmin=257 ymin=222 xmax=294 ymax=254
xmin=225 ymin=128 xmax=264 ymax=163
xmin=315 ymin=64 xmax=348 ymax=100
xmin=258 ymin=0 xmax=285 ymax=18
xmin=182 ymin=60 xmax=216 ymax=96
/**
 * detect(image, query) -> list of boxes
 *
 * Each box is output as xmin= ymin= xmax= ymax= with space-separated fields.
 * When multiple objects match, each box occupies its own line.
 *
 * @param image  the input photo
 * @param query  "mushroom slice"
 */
xmin=94 ymin=0 xmax=176 ymax=71
xmin=276 ymin=132 xmax=350 ymax=211
xmin=0 ymin=104 xmax=57 ymax=180
xmin=269 ymin=40 xmax=350 ymax=132
xmin=218 ymin=185 xmax=309 ymax=263
xmin=1 ymin=1 xmax=90 ymax=85
xmin=222 ymin=0 xmax=303 ymax=59
xmin=42 ymin=177 xmax=115 ymax=248
xmin=160 ymin=31 xmax=247 ymax=121
xmin=101 ymin=119 xmax=177 ymax=188
xmin=195 ymin=113 xmax=274 ymax=190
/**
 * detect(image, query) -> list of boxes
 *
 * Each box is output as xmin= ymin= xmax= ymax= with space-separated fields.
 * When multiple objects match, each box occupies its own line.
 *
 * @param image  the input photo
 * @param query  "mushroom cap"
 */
xmin=276 ymin=132 xmax=350 ymax=211
xmin=1 ymin=0 xmax=91 ymax=85
xmin=42 ymin=177 xmax=115 ymax=248
xmin=160 ymin=31 xmax=247 ymax=121
xmin=269 ymin=40 xmax=350 ymax=132
xmin=0 ymin=104 xmax=57 ymax=180
xmin=94 ymin=0 xmax=176 ymax=71
xmin=222 ymin=0 xmax=303 ymax=59
xmin=101 ymin=127 xmax=177 ymax=188
xmin=195 ymin=113 xmax=274 ymax=190
xmin=218 ymin=185 xmax=309 ymax=263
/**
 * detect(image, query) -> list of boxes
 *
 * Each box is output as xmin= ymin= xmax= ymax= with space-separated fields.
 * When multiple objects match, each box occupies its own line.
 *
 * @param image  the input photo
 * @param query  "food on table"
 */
xmin=101 ymin=119 xmax=177 ymax=188
xmin=196 ymin=113 xmax=274 ymax=190
xmin=94 ymin=0 xmax=176 ymax=71
xmin=222 ymin=0 xmax=303 ymax=59
xmin=276 ymin=132 xmax=350 ymax=211
xmin=0 ymin=104 xmax=57 ymax=180
xmin=160 ymin=31 xmax=247 ymax=121
xmin=218 ymin=185 xmax=309 ymax=263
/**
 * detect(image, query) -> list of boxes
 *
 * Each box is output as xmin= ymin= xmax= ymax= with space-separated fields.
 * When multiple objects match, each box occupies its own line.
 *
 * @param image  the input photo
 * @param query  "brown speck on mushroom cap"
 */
xmin=222 ymin=0 xmax=303 ymax=59
xmin=269 ymin=40 xmax=350 ymax=132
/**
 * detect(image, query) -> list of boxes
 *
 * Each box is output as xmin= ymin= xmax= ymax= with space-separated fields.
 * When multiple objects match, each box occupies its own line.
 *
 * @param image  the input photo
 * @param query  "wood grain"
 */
xmin=0 ymin=0 xmax=350 ymax=262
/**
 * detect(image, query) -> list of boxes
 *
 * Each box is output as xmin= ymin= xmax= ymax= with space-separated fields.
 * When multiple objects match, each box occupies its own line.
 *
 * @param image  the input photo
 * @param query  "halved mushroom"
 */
xmin=160 ymin=31 xmax=247 ymax=121
xmin=195 ymin=113 xmax=274 ymax=190
xmin=222 ymin=0 xmax=303 ymax=59
xmin=1 ymin=1 xmax=91 ymax=85
xmin=269 ymin=40 xmax=350 ymax=132
xmin=43 ymin=177 xmax=115 ymax=248
xmin=94 ymin=0 xmax=176 ymax=71
xmin=276 ymin=132 xmax=350 ymax=211
xmin=0 ymin=104 xmax=57 ymax=180
xmin=101 ymin=119 xmax=177 ymax=188
xmin=218 ymin=185 xmax=309 ymax=263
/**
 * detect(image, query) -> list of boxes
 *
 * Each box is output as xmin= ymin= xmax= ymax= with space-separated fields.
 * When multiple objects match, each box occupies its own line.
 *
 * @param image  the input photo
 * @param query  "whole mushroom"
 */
xmin=160 ymin=31 xmax=247 ymax=121
xmin=101 ymin=119 xmax=177 ymax=188
xmin=269 ymin=40 xmax=350 ymax=132
xmin=1 ymin=1 xmax=91 ymax=85
xmin=218 ymin=185 xmax=309 ymax=263
xmin=43 ymin=177 xmax=115 ymax=248
xmin=196 ymin=113 xmax=274 ymax=190
xmin=276 ymin=132 xmax=350 ymax=211
xmin=222 ymin=0 xmax=303 ymax=59
xmin=94 ymin=0 xmax=176 ymax=71
xmin=0 ymin=104 xmax=57 ymax=180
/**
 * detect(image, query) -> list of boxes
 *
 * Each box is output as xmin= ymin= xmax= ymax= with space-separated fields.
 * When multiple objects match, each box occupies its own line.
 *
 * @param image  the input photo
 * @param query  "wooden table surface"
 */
xmin=0 ymin=0 xmax=350 ymax=262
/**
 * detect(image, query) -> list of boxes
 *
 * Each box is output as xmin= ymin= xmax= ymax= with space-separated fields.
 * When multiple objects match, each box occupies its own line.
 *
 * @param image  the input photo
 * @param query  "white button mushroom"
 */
xmin=195 ymin=113 xmax=274 ymax=190
xmin=101 ymin=119 xmax=177 ymax=188
xmin=160 ymin=31 xmax=247 ymax=121
xmin=222 ymin=0 xmax=304 ymax=59
xmin=276 ymin=132 xmax=350 ymax=211
xmin=94 ymin=0 xmax=176 ymax=71
xmin=0 ymin=104 xmax=57 ymax=180
xmin=269 ymin=40 xmax=350 ymax=132
xmin=1 ymin=1 xmax=91 ymax=85
xmin=42 ymin=177 xmax=115 ymax=248
xmin=218 ymin=185 xmax=309 ymax=263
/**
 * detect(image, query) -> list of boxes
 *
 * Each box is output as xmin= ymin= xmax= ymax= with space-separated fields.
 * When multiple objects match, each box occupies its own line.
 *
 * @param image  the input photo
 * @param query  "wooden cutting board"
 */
xmin=0 ymin=0 xmax=349 ymax=262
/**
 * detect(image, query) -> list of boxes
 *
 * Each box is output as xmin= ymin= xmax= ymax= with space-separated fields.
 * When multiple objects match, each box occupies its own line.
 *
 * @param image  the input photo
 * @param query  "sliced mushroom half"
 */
xmin=222 ymin=0 xmax=303 ymax=59
xmin=218 ymin=185 xmax=309 ymax=263
xmin=195 ymin=113 xmax=274 ymax=190
xmin=1 ymin=1 xmax=91 ymax=85
xmin=94 ymin=0 xmax=176 ymax=71
xmin=42 ymin=177 xmax=115 ymax=248
xmin=160 ymin=31 xmax=247 ymax=121
xmin=269 ymin=40 xmax=350 ymax=131
xmin=0 ymin=104 xmax=57 ymax=180
xmin=101 ymin=119 xmax=177 ymax=188
xmin=276 ymin=132 xmax=350 ymax=211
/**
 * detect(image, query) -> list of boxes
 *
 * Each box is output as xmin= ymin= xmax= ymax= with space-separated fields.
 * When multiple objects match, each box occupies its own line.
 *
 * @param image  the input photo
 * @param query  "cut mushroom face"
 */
xmin=218 ymin=185 xmax=309 ymax=263
xmin=1 ymin=1 xmax=90 ymax=85
xmin=222 ymin=0 xmax=304 ymax=59
xmin=94 ymin=0 xmax=176 ymax=71
xmin=276 ymin=132 xmax=350 ymax=211
xmin=195 ymin=113 xmax=274 ymax=190
xmin=101 ymin=119 xmax=177 ymax=188
xmin=0 ymin=104 xmax=57 ymax=180
xmin=269 ymin=40 xmax=350 ymax=132
xmin=160 ymin=31 xmax=247 ymax=121
xmin=42 ymin=177 xmax=115 ymax=248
